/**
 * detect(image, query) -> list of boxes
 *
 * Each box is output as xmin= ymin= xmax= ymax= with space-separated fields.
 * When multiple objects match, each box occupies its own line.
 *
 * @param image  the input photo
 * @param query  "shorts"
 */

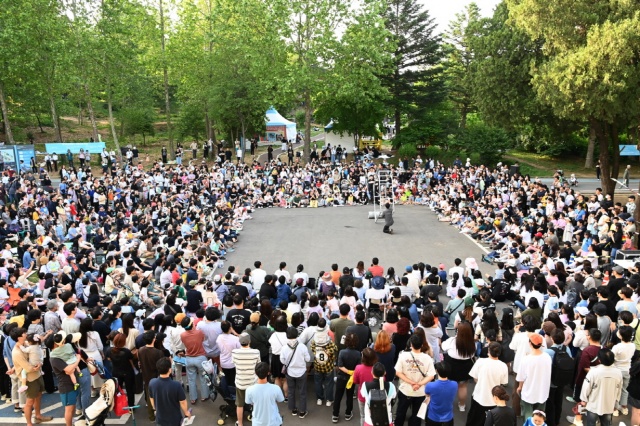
xmin=60 ymin=389 xmax=79 ymax=406
xmin=26 ymin=377 xmax=45 ymax=399
xmin=271 ymin=356 xmax=285 ymax=379
xmin=629 ymin=396 xmax=640 ymax=409
xmin=236 ymin=388 xmax=246 ymax=407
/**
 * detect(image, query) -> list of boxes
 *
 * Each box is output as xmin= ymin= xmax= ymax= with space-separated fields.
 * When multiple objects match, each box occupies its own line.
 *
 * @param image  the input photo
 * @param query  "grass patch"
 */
xmin=505 ymin=150 xmax=594 ymax=177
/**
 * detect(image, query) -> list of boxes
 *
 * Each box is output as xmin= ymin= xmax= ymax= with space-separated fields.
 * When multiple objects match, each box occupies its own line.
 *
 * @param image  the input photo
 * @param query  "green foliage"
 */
xmin=397 ymin=144 xmax=418 ymax=159
xmin=448 ymin=118 xmax=512 ymax=164
xmin=176 ymin=103 xmax=205 ymax=142
xmin=121 ymin=107 xmax=155 ymax=144
xmin=424 ymin=145 xmax=442 ymax=159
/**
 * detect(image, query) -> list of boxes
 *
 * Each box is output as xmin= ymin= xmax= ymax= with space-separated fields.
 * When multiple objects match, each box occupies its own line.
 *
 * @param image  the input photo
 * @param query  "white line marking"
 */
xmin=463 ymin=233 xmax=490 ymax=254
xmin=40 ymin=402 xmax=62 ymax=414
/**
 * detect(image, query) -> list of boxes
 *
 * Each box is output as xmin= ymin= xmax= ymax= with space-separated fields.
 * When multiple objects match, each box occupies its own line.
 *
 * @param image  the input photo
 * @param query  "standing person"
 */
xmin=105 ymin=333 xmax=136 ymax=409
xmin=190 ymin=141 xmax=198 ymax=159
xmin=353 ymin=348 xmax=378 ymax=426
xmin=466 ymin=342 xmax=509 ymax=426
xmin=267 ymin=146 xmax=273 ymax=162
xmin=382 ymin=203 xmax=394 ymax=234
xmin=330 ymin=304 xmax=355 ymax=352
xmin=245 ymin=362 xmax=285 ymax=426
xmin=3 ymin=324 xmax=26 ymax=413
xmin=596 ymin=160 xmax=601 ymax=180
xmin=623 ymin=165 xmax=631 ymax=188
xmin=579 ymin=348 xmax=623 ymax=426
xmin=424 ymin=361 xmax=458 ymax=426
xmin=231 ymin=334 xmax=261 ymax=426
xmin=310 ymin=319 xmax=337 ymax=406
xmin=279 ymin=327 xmax=310 ymax=418
xmin=485 ymin=386 xmax=517 ymax=426
xmin=516 ymin=333 xmax=552 ymax=421
xmin=12 ymin=328 xmax=52 ymax=426
xmin=161 ymin=146 xmax=167 ymax=164
xmin=52 ymin=153 xmax=58 ymax=171
xmin=149 ymin=357 xmax=192 ymax=426
xmin=333 ymin=333 xmax=361 ymax=423
xmin=360 ymin=362 xmax=397 ymax=426
xmin=45 ymin=333 xmax=80 ymax=426
xmin=138 ymin=331 xmax=165 ymax=422
xmin=394 ymin=334 xmax=436 ymax=426
xmin=196 ymin=307 xmax=222 ymax=365
xmin=179 ymin=317 xmax=209 ymax=404
xmin=346 ymin=310 xmax=373 ymax=352
xmin=612 ymin=325 xmax=635 ymax=416
xmin=544 ymin=329 xmax=575 ymax=426
xmin=441 ymin=321 xmax=476 ymax=412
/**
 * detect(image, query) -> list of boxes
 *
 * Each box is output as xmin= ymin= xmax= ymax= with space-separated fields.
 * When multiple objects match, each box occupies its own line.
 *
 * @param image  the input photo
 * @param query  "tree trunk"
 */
xmin=304 ymin=91 xmax=311 ymax=160
xmin=585 ymin=123 xmax=596 ymax=168
xmin=84 ymin=83 xmax=99 ymax=141
xmin=594 ymin=118 xmax=614 ymax=196
xmin=105 ymin=73 xmax=121 ymax=158
xmin=49 ymin=92 xmax=63 ymax=143
xmin=459 ymin=104 xmax=468 ymax=129
xmin=159 ymin=0 xmax=174 ymax=159
xmin=0 ymin=81 xmax=14 ymax=144
xmin=611 ymin=123 xmax=621 ymax=181
xmin=33 ymin=109 xmax=45 ymax=133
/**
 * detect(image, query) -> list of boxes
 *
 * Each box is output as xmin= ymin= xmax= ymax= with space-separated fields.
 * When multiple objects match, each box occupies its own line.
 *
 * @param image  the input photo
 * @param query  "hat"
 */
xmin=57 ymin=331 xmax=81 ymax=344
xmin=135 ymin=309 xmax=146 ymax=318
xmin=295 ymin=278 xmax=304 ymax=286
xmin=405 ymin=266 xmax=412 ymax=272
xmin=438 ymin=264 xmax=445 ymax=270
xmin=174 ymin=313 xmax=186 ymax=324
xmin=627 ymin=217 xmax=636 ymax=222
xmin=143 ymin=271 xmax=153 ymax=277
xmin=529 ymin=334 xmax=543 ymax=346
xmin=465 ymin=258 xmax=478 ymax=270
xmin=464 ymin=297 xmax=474 ymax=308
xmin=613 ymin=265 xmax=625 ymax=274
xmin=593 ymin=270 xmax=602 ymax=278
xmin=532 ymin=410 xmax=546 ymax=419
xmin=62 ymin=266 xmax=72 ymax=274
xmin=188 ymin=280 xmax=198 ymax=288
xmin=322 ymin=272 xmax=331 ymax=280
xmin=250 ymin=312 xmax=261 ymax=323
xmin=239 ymin=333 xmax=251 ymax=346
xmin=67 ymin=255 xmax=75 ymax=261
xmin=314 ymin=325 xmax=330 ymax=344
xmin=575 ymin=307 xmax=589 ymax=316
xmin=535 ymin=232 xmax=543 ymax=238
xmin=213 ymin=275 xmax=222 ymax=283
xmin=593 ymin=303 xmax=607 ymax=316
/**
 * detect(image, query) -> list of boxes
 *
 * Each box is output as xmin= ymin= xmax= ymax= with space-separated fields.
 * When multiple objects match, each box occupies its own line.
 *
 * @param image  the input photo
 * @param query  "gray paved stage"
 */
xmin=224 ymin=204 xmax=491 ymax=278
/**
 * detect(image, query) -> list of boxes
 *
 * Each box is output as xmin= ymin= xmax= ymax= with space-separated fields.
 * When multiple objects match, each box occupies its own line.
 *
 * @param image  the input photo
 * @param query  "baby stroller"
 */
xmin=75 ymin=378 xmax=118 ymax=426
xmin=202 ymin=359 xmax=251 ymax=425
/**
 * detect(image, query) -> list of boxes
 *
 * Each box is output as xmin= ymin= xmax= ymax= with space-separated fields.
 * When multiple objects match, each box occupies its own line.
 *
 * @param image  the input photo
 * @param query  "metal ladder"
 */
xmin=373 ymin=169 xmax=394 ymax=222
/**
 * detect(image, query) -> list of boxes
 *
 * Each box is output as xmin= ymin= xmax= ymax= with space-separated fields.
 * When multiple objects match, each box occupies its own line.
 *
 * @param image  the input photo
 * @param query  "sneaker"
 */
xmin=567 ymin=415 xmax=583 ymax=426
xmin=566 ymin=396 xmax=577 ymax=403
xmin=284 ymin=397 xmax=288 ymax=403
xmin=317 ymin=399 xmax=323 ymax=406
xmin=292 ymin=409 xmax=298 ymax=416
xmin=614 ymin=410 xmax=620 ymax=417
xmin=326 ymin=400 xmax=333 ymax=407
xmin=75 ymin=409 xmax=82 ymax=416
xmin=345 ymin=412 xmax=353 ymax=421
xmin=298 ymin=412 xmax=308 ymax=419
xmin=622 ymin=407 xmax=629 ymax=416
xmin=458 ymin=404 xmax=466 ymax=412
xmin=18 ymin=385 xmax=28 ymax=393
xmin=332 ymin=416 xmax=339 ymax=423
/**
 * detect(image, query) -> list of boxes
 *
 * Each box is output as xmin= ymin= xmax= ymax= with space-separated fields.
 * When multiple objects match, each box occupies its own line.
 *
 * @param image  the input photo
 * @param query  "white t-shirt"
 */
xmin=251 ymin=269 xmax=267 ymax=290
xmin=612 ymin=341 xmax=636 ymax=372
xmin=516 ymin=352 xmax=552 ymax=404
xmin=360 ymin=379 xmax=397 ymax=425
xmin=394 ymin=350 xmax=436 ymax=397
xmin=469 ymin=357 xmax=509 ymax=406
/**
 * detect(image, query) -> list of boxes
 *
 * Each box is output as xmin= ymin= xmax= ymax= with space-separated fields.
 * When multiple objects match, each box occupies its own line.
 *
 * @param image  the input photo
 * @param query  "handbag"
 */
xmin=114 ymin=385 xmax=129 ymax=417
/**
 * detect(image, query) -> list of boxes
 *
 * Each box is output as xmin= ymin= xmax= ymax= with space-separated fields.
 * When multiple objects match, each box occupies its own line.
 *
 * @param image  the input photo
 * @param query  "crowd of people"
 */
xmin=0 ymin=149 xmax=639 ymax=426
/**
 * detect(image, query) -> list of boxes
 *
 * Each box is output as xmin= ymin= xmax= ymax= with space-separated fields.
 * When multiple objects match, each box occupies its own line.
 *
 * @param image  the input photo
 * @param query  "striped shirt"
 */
xmin=231 ymin=347 xmax=261 ymax=390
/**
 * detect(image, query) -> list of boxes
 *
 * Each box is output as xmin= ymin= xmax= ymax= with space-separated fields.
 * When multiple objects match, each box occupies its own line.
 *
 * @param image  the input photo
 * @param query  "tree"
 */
xmin=506 ymin=0 xmax=640 ymax=195
xmin=443 ymin=3 xmax=481 ymax=129
xmin=382 ymin=0 xmax=445 ymax=137
xmin=121 ymin=107 xmax=155 ymax=145
xmin=314 ymin=0 xmax=394 ymax=143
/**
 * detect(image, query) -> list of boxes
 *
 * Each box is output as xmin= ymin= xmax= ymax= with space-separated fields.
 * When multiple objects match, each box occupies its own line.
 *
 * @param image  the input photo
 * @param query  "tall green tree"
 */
xmin=507 ymin=0 xmax=640 ymax=195
xmin=382 ymin=0 xmax=445 ymax=137
xmin=443 ymin=3 xmax=480 ymax=129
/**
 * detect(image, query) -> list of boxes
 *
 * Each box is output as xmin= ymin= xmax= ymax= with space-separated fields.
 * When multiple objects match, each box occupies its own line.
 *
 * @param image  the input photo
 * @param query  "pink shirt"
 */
xmin=352 ymin=364 xmax=375 ymax=402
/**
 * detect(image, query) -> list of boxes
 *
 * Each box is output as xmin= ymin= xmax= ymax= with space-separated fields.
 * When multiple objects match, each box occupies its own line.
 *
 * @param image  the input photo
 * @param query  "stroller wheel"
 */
xmin=217 ymin=419 xmax=225 ymax=425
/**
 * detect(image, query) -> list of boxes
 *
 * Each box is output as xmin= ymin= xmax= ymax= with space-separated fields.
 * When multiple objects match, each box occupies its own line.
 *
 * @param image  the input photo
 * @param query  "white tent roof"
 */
xmin=265 ymin=107 xmax=294 ymax=126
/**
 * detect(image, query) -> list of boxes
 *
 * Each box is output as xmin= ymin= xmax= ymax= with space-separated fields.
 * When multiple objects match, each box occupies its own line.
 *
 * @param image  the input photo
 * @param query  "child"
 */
xmin=326 ymin=290 xmax=339 ymax=317
xmin=543 ymin=286 xmax=560 ymax=319
xmin=523 ymin=409 xmax=547 ymax=426
xmin=612 ymin=325 xmax=635 ymax=416
xmin=49 ymin=332 xmax=83 ymax=390
xmin=18 ymin=334 xmax=44 ymax=393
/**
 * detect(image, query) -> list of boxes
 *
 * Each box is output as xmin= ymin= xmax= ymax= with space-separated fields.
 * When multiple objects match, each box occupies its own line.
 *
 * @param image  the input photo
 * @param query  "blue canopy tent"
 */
xmin=264 ymin=107 xmax=296 ymax=143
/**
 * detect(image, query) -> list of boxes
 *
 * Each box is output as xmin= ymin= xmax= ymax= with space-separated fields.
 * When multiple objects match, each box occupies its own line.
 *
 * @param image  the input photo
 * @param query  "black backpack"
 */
xmin=551 ymin=345 xmax=575 ymax=387
xmin=365 ymin=379 xmax=390 ymax=426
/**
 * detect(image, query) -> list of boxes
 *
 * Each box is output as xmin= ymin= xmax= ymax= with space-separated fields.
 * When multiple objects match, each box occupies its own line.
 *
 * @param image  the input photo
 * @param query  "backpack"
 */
xmin=550 ymin=345 xmax=576 ymax=387
xmin=491 ymin=280 xmax=510 ymax=302
xmin=365 ymin=379 xmax=390 ymax=426
xmin=565 ymin=289 xmax=578 ymax=309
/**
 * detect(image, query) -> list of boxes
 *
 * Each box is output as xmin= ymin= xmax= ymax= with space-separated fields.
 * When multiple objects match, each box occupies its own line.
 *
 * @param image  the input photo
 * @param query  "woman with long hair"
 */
xmin=267 ymin=315 xmax=289 ymax=398
xmin=373 ymin=330 xmax=396 ymax=381
xmin=392 ymin=318 xmax=413 ymax=365
xmin=352 ymin=348 xmax=378 ymax=426
xmin=382 ymin=308 xmax=399 ymax=335
xmin=78 ymin=318 xmax=104 ymax=394
xmin=105 ymin=333 xmax=136 ymax=407
xmin=441 ymin=321 xmax=476 ymax=411
xmin=119 ymin=313 xmax=140 ymax=352
xmin=412 ymin=327 xmax=434 ymax=358
xmin=418 ymin=311 xmax=442 ymax=361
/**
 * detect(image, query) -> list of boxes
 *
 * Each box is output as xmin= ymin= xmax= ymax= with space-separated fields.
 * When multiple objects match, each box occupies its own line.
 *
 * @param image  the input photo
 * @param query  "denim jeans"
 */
xmin=185 ymin=355 xmax=209 ymax=401
xmin=76 ymin=367 xmax=91 ymax=411
xmin=585 ymin=411 xmax=612 ymax=426
xmin=286 ymin=373 xmax=307 ymax=413
xmin=619 ymin=369 xmax=631 ymax=408
xmin=314 ymin=371 xmax=334 ymax=401
xmin=514 ymin=300 xmax=526 ymax=311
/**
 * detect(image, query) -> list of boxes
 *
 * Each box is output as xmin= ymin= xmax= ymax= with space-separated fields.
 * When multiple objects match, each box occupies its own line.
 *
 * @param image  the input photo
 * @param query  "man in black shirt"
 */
xmin=230 ymin=276 xmax=249 ymax=300
xmin=226 ymin=294 xmax=251 ymax=335
xmin=345 ymin=310 xmax=372 ymax=352
xmin=185 ymin=282 xmax=203 ymax=314
xmin=149 ymin=357 xmax=191 ymax=426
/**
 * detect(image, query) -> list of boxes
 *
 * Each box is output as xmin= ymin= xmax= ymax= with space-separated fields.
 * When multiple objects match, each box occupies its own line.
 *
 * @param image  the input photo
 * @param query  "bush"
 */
xmin=397 ymin=144 xmax=418 ymax=159
xmin=424 ymin=145 xmax=441 ymax=158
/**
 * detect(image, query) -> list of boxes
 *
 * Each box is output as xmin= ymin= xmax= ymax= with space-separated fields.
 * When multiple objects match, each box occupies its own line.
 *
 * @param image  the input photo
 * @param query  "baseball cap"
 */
xmin=175 ymin=313 xmax=186 ymax=324
xmin=529 ymin=334 xmax=543 ymax=347
xmin=574 ymin=307 xmax=589 ymax=317
xmin=295 ymin=278 xmax=304 ymax=286
xmin=239 ymin=333 xmax=251 ymax=345
xmin=613 ymin=265 xmax=625 ymax=274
